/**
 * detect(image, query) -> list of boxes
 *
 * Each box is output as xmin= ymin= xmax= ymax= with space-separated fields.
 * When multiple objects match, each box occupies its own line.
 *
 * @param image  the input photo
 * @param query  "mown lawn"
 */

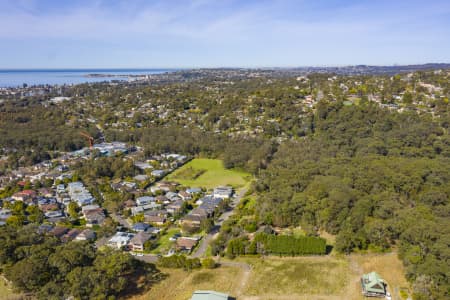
xmin=166 ymin=159 xmax=251 ymax=189
xmin=150 ymin=228 xmax=180 ymax=254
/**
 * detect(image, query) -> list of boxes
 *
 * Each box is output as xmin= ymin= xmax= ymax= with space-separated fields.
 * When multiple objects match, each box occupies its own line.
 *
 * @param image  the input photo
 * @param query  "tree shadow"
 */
xmin=118 ymin=261 xmax=168 ymax=298
xmin=326 ymin=245 xmax=334 ymax=254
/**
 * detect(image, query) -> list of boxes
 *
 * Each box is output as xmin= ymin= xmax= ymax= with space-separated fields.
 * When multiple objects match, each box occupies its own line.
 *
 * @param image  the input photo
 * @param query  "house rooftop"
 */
xmin=191 ymin=290 xmax=229 ymax=300
xmin=130 ymin=231 xmax=151 ymax=245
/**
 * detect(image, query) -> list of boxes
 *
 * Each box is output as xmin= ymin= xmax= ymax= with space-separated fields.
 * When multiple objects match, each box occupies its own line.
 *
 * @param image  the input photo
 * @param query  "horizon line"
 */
xmin=1 ymin=62 xmax=450 ymax=71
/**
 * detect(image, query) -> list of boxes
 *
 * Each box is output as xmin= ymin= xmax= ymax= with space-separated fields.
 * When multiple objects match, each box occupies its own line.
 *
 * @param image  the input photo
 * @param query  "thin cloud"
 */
xmin=0 ymin=0 xmax=448 ymax=67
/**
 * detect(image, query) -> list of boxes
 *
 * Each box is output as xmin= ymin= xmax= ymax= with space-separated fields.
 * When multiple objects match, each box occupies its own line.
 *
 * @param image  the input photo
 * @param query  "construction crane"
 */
xmin=79 ymin=131 xmax=94 ymax=150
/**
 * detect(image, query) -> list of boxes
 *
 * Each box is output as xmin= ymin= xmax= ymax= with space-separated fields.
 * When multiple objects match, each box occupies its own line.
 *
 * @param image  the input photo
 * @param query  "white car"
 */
xmin=386 ymin=292 xmax=392 ymax=300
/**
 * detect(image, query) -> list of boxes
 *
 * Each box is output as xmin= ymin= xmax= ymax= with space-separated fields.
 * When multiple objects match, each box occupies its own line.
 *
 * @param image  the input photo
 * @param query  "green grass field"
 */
xmin=150 ymin=228 xmax=180 ymax=254
xmin=166 ymin=159 xmax=251 ymax=189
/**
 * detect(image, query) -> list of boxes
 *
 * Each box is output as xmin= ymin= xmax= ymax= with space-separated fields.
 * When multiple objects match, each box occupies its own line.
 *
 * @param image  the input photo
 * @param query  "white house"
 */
xmin=107 ymin=232 xmax=135 ymax=249
xmin=213 ymin=186 xmax=233 ymax=199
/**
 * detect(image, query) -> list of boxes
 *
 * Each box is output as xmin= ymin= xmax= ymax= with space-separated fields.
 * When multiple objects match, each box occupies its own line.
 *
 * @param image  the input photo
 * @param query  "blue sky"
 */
xmin=0 ymin=0 xmax=449 ymax=68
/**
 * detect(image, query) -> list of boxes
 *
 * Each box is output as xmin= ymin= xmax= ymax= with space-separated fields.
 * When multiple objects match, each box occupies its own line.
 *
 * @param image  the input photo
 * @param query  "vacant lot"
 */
xmin=242 ymin=256 xmax=349 ymax=300
xmin=136 ymin=253 xmax=409 ymax=300
xmin=240 ymin=253 xmax=409 ymax=300
xmin=133 ymin=266 xmax=244 ymax=300
xmin=166 ymin=159 xmax=251 ymax=189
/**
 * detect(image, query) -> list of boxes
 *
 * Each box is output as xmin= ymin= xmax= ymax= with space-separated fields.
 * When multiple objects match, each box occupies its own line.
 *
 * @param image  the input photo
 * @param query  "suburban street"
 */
xmin=103 ymin=186 xmax=249 ymax=266
xmin=191 ymin=186 xmax=249 ymax=258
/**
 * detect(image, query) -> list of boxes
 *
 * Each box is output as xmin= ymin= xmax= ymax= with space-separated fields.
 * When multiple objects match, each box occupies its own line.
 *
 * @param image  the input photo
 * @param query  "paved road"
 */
xmin=191 ymin=187 xmax=248 ymax=258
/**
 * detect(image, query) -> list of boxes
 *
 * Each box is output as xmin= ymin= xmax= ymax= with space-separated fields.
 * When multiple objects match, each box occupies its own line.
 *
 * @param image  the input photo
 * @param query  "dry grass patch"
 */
xmin=242 ymin=256 xmax=349 ymax=298
xmin=347 ymin=252 xmax=410 ymax=300
xmin=133 ymin=266 xmax=244 ymax=300
xmin=132 ymin=253 xmax=409 ymax=300
xmin=0 ymin=277 xmax=22 ymax=300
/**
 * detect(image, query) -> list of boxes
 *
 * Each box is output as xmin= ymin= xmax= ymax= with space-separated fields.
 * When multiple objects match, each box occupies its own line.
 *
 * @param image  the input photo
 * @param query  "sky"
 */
xmin=0 ymin=0 xmax=449 ymax=68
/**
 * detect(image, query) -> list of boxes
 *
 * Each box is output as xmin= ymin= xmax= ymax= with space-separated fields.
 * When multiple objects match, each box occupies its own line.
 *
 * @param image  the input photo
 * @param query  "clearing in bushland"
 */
xmin=166 ymin=159 xmax=251 ymax=189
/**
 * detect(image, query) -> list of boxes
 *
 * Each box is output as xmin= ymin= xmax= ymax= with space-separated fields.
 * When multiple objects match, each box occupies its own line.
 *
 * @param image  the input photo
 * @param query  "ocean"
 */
xmin=0 ymin=69 xmax=175 ymax=87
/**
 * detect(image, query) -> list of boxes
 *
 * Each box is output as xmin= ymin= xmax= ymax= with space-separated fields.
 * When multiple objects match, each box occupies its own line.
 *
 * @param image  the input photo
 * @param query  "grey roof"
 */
xmin=130 ymin=231 xmax=151 ymax=245
xmin=191 ymin=290 xmax=229 ymax=300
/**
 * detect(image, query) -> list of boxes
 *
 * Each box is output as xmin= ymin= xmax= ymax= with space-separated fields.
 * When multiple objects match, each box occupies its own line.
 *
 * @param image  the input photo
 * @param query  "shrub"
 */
xmin=201 ymin=258 xmax=217 ymax=269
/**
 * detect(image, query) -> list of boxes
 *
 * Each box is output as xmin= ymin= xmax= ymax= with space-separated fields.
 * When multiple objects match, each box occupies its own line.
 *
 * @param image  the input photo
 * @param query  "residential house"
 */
xmin=167 ymin=200 xmax=184 ymax=215
xmin=180 ymin=214 xmax=204 ymax=229
xmin=186 ymin=187 xmax=202 ymax=194
xmin=12 ymin=190 xmax=36 ymax=202
xmin=67 ymin=182 xmax=94 ymax=206
xmin=0 ymin=209 xmax=12 ymax=222
xmin=39 ymin=203 xmax=60 ymax=213
xmin=361 ymin=272 xmax=387 ymax=297
xmin=75 ymin=229 xmax=96 ymax=241
xmin=145 ymin=215 xmax=166 ymax=226
xmin=156 ymin=181 xmax=178 ymax=192
xmin=149 ymin=185 xmax=161 ymax=193
xmin=37 ymin=196 xmax=57 ymax=206
xmin=165 ymin=191 xmax=178 ymax=200
xmin=151 ymin=170 xmax=165 ymax=177
xmin=44 ymin=210 xmax=64 ymax=218
xmin=49 ymin=226 xmax=69 ymax=239
xmin=136 ymin=196 xmax=155 ymax=206
xmin=107 ymin=232 xmax=135 ymax=249
xmin=213 ymin=186 xmax=233 ymax=199
xmin=181 ymin=197 xmax=223 ymax=230
xmin=123 ymin=199 xmax=136 ymax=208
xmin=38 ymin=188 xmax=53 ymax=198
xmin=122 ymin=181 xmax=137 ymax=190
xmin=134 ymin=174 xmax=149 ymax=182
xmin=191 ymin=290 xmax=230 ymax=300
xmin=131 ymin=206 xmax=145 ymax=216
xmin=81 ymin=205 xmax=105 ymax=226
xmin=61 ymin=229 xmax=81 ymax=243
xmin=84 ymin=209 xmax=105 ymax=227
xmin=155 ymin=195 xmax=169 ymax=204
xmin=37 ymin=224 xmax=54 ymax=234
xmin=133 ymin=222 xmax=150 ymax=232
xmin=178 ymin=190 xmax=191 ymax=201
xmin=81 ymin=204 xmax=101 ymax=213
xmin=134 ymin=161 xmax=153 ymax=171
xmin=130 ymin=231 xmax=151 ymax=251
xmin=147 ymin=227 xmax=162 ymax=236
xmin=176 ymin=237 xmax=200 ymax=253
